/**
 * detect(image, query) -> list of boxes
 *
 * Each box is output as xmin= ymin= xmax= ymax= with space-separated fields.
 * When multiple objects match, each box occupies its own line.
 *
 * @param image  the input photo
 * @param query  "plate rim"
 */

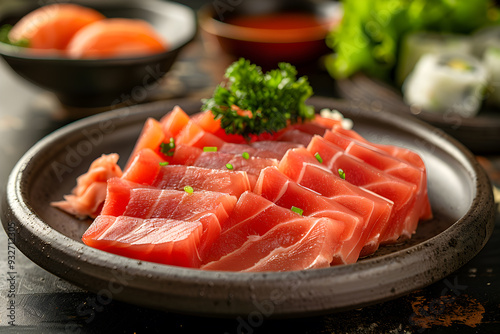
xmin=2 ymin=97 xmax=496 ymax=317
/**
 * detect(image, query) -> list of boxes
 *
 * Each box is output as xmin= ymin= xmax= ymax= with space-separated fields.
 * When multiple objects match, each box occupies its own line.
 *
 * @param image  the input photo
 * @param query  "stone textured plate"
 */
xmin=335 ymin=73 xmax=500 ymax=155
xmin=2 ymin=97 xmax=495 ymax=318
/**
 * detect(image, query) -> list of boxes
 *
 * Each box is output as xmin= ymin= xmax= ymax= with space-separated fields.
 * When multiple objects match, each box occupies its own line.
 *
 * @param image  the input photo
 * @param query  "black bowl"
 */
xmin=0 ymin=0 xmax=197 ymax=108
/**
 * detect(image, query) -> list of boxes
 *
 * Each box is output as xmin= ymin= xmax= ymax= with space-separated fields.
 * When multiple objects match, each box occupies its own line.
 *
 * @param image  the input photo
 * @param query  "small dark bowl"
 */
xmin=198 ymin=0 xmax=342 ymax=68
xmin=0 ymin=0 xmax=197 ymax=108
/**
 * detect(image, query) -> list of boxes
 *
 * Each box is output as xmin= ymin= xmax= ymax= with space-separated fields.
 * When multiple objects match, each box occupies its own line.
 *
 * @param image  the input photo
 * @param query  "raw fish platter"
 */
xmin=52 ymin=60 xmax=432 ymax=272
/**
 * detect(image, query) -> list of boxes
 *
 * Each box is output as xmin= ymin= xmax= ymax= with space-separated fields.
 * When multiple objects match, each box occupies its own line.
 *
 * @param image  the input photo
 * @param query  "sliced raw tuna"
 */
xmin=220 ymin=141 xmax=302 ymax=160
xmin=278 ymin=148 xmax=394 ymax=256
xmin=277 ymin=129 xmax=313 ymax=146
xmin=193 ymin=152 xmax=278 ymax=188
xmin=160 ymin=105 xmax=191 ymax=138
xmin=176 ymin=121 xmax=226 ymax=149
xmin=254 ymin=166 xmax=368 ymax=264
xmin=202 ymin=191 xmax=345 ymax=270
xmin=101 ymin=177 xmax=236 ymax=225
xmin=202 ymin=218 xmax=343 ymax=272
xmin=82 ymin=213 xmax=219 ymax=267
xmin=122 ymin=149 xmax=251 ymax=196
xmin=125 ymin=118 xmax=165 ymax=170
xmin=307 ymin=136 xmax=418 ymax=244
xmin=51 ymin=154 xmax=123 ymax=218
xmin=192 ymin=110 xmax=221 ymax=133
xmin=324 ymin=129 xmax=431 ymax=232
xmin=122 ymin=148 xmax=164 ymax=185
xmin=250 ymin=141 xmax=303 ymax=159
xmin=170 ymin=144 xmax=202 ymax=165
xmin=330 ymin=127 xmax=432 ymax=220
xmin=153 ymin=165 xmax=251 ymax=197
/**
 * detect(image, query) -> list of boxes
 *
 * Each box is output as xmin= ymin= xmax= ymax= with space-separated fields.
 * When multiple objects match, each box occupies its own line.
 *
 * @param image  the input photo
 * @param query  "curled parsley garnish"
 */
xmin=202 ymin=58 xmax=315 ymax=139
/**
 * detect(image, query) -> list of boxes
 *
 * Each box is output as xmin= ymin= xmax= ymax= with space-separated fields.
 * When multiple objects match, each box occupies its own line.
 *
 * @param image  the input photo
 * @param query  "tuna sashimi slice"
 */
xmin=193 ymin=152 xmax=278 ymax=188
xmin=202 ymin=217 xmax=343 ymax=272
xmin=243 ymin=218 xmax=342 ymax=272
xmin=220 ymin=141 xmax=302 ymax=160
xmin=82 ymin=213 xmax=219 ymax=267
xmin=307 ymin=136 xmax=418 ymax=244
xmin=176 ymin=121 xmax=226 ymax=149
xmin=160 ymin=105 xmax=191 ymax=138
xmin=153 ymin=165 xmax=251 ymax=197
xmin=250 ymin=141 xmax=303 ymax=159
xmin=254 ymin=167 xmax=367 ymax=264
xmin=170 ymin=144 xmax=202 ymax=165
xmin=277 ymin=129 xmax=313 ymax=146
xmin=101 ymin=178 xmax=236 ymax=226
xmin=51 ymin=154 xmax=123 ymax=218
xmin=330 ymin=127 xmax=432 ymax=221
xmin=278 ymin=148 xmax=394 ymax=256
xmin=125 ymin=118 xmax=165 ymax=170
xmin=122 ymin=148 xmax=164 ymax=185
xmin=324 ymin=130 xmax=431 ymax=236
xmin=192 ymin=110 xmax=221 ymax=133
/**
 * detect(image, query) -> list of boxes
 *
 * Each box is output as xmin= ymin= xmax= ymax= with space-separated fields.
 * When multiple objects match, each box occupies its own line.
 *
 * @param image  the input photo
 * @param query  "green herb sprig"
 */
xmin=202 ymin=58 xmax=315 ymax=139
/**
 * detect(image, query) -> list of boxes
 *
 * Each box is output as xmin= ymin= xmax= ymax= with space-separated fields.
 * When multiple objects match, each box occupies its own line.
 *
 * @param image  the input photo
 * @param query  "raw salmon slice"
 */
xmin=202 ymin=218 xmax=343 ymax=272
xmin=279 ymin=148 xmax=394 ymax=256
xmin=307 ymin=136 xmax=418 ymax=244
xmin=254 ymin=167 xmax=367 ymax=264
xmin=82 ymin=213 xmax=219 ymax=267
xmin=324 ymin=129 xmax=431 ymax=235
xmin=202 ymin=192 xmax=345 ymax=268
xmin=51 ymin=153 xmax=123 ymax=218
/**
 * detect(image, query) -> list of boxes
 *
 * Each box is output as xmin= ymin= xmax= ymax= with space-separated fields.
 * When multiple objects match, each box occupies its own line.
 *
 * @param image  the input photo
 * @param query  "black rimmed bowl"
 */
xmin=198 ymin=0 xmax=342 ymax=69
xmin=1 ymin=97 xmax=495 ymax=317
xmin=0 ymin=0 xmax=197 ymax=108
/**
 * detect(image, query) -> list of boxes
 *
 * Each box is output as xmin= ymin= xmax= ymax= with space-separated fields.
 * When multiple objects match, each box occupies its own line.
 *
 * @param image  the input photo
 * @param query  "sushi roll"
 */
xmin=483 ymin=44 xmax=500 ymax=107
xmin=403 ymin=53 xmax=488 ymax=117
xmin=396 ymin=32 xmax=472 ymax=86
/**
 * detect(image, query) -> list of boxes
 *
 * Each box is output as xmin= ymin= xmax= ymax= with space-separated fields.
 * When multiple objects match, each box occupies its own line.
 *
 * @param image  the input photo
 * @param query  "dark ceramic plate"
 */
xmin=335 ymin=73 xmax=500 ymax=155
xmin=2 ymin=97 xmax=495 ymax=317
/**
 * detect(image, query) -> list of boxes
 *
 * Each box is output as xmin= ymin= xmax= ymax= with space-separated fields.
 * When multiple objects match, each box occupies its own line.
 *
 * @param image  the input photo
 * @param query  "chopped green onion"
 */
xmin=314 ymin=152 xmax=323 ymax=163
xmin=226 ymin=163 xmax=234 ymax=170
xmin=203 ymin=146 xmax=218 ymax=152
xmin=160 ymin=138 xmax=175 ymax=157
xmin=242 ymin=152 xmax=250 ymax=160
xmin=184 ymin=186 xmax=194 ymax=194
xmin=159 ymin=162 xmax=169 ymax=166
xmin=291 ymin=206 xmax=303 ymax=216
xmin=338 ymin=168 xmax=346 ymax=180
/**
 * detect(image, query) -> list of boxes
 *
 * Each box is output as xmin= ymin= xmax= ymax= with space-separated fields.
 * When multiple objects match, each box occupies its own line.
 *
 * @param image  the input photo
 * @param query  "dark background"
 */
xmin=0 ymin=1 xmax=499 ymax=333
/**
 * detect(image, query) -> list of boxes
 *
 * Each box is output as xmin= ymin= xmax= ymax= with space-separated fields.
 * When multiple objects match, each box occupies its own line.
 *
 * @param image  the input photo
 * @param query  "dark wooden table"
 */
xmin=1 ymin=2 xmax=499 ymax=333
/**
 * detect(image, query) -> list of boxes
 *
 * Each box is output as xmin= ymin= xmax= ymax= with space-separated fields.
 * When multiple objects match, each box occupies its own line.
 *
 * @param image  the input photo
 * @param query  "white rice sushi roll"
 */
xmin=403 ymin=53 xmax=488 ymax=117
xmin=483 ymin=44 xmax=500 ymax=106
xmin=396 ymin=32 xmax=472 ymax=86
